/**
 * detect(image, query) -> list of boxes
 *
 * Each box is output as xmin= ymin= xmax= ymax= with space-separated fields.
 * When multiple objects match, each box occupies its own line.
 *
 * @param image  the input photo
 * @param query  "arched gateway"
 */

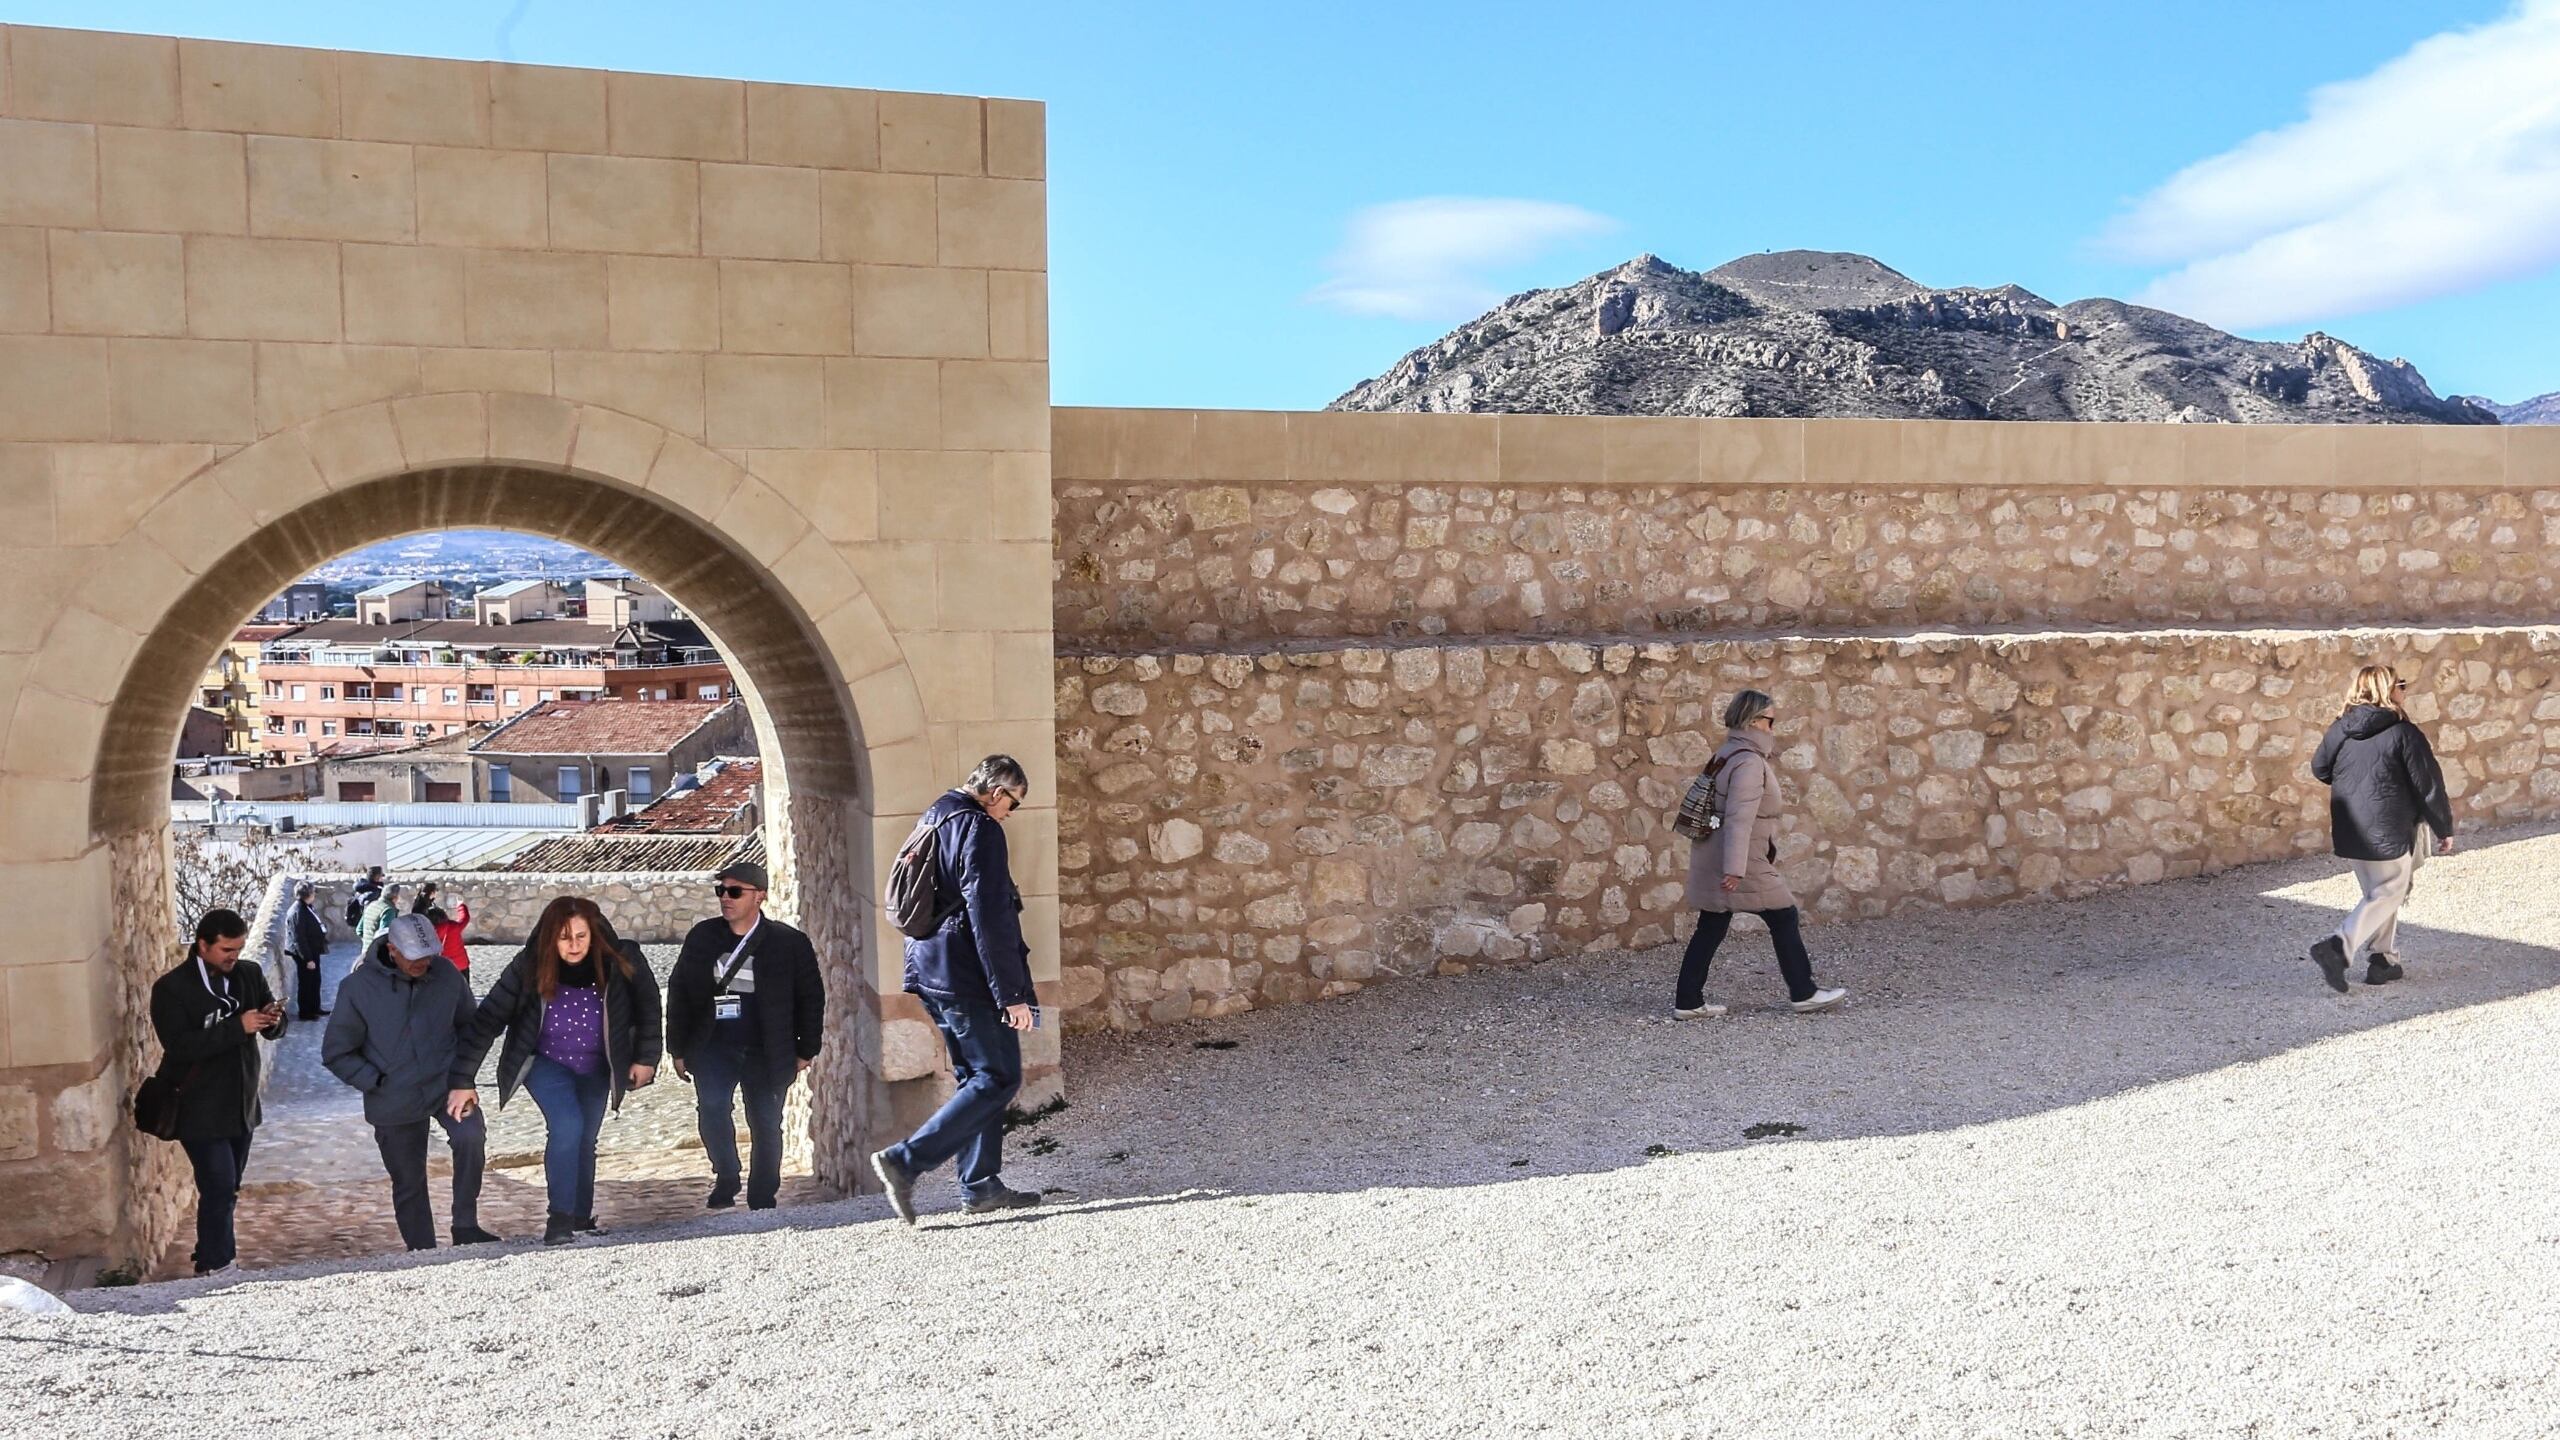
xmin=0 ymin=27 xmax=1059 ymax=1270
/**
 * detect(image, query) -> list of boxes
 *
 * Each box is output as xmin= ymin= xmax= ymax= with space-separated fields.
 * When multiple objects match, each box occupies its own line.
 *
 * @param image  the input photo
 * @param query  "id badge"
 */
xmin=714 ymin=994 xmax=744 ymax=1021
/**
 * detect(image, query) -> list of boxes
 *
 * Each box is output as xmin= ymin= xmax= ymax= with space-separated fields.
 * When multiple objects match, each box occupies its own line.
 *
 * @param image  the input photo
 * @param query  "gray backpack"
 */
xmin=885 ymin=810 xmax=962 ymax=939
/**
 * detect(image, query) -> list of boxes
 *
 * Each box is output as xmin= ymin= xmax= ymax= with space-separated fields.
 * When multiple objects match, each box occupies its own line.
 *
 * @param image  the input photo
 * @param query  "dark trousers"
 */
xmin=371 ymin=1107 xmax=487 ymax=1250
xmin=1677 ymin=906 xmax=1817 ymax=1006
xmin=180 ymin=1132 xmax=253 ymax=1272
xmin=887 ymin=992 xmax=1021 ymax=1198
xmin=524 ymin=1056 xmax=609 ymax=1220
xmin=691 ymin=1040 xmax=787 ymax=1208
xmin=293 ymin=952 xmax=324 ymax=1019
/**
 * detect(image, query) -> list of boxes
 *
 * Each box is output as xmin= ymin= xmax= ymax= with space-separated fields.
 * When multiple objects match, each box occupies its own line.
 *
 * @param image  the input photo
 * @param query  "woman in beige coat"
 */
xmin=1674 ymin=689 xmax=1848 ymax=1018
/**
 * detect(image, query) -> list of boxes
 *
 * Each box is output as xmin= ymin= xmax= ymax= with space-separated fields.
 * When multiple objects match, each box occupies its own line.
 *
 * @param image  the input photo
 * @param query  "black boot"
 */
xmin=572 ymin=1214 xmax=605 ymax=1235
xmin=2364 ymin=956 xmax=2406 ymax=985
xmin=2310 ymin=935 xmax=2350 ymax=993
xmin=452 ymin=1224 xmax=503 ymax=1245
xmin=543 ymin=1212 xmax=576 ymax=1246
xmin=705 ymin=1180 xmax=739 ymax=1210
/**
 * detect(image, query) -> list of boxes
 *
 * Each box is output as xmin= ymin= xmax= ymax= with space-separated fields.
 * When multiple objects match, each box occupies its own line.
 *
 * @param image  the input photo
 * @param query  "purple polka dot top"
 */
xmin=538 ymin=966 xmax=606 ymax=1076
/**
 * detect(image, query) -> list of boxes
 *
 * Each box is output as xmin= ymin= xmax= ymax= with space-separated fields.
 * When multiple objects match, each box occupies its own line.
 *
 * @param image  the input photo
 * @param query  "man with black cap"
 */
xmin=665 ymin=860 xmax=826 ymax=1210
xmin=323 ymin=913 xmax=500 ymax=1250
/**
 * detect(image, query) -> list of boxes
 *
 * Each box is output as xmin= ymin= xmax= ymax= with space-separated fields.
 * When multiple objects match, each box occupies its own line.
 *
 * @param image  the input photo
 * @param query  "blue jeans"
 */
xmin=691 ymin=1040 xmax=787 ymax=1208
xmin=181 ymin=1132 xmax=253 ymax=1272
xmin=523 ymin=1056 xmax=609 ymax=1220
xmin=888 ymin=992 xmax=1021 ymax=1198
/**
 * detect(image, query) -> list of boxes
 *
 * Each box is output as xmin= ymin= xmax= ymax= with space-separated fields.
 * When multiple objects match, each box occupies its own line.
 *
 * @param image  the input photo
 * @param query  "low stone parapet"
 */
xmin=1054 ymin=624 xmax=2560 ymax=1031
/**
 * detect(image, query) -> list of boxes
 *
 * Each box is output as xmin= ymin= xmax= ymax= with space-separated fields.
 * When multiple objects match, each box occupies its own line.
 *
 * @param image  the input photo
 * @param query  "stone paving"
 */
xmin=194 ymin=939 xmax=829 ymax=1275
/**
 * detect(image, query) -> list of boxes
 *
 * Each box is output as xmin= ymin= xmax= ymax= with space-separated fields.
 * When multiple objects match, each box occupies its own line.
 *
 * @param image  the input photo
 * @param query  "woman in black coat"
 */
xmin=2307 ymin=664 xmax=2455 ymax=993
xmin=446 ymin=895 xmax=662 ymax=1244
xmin=147 ymin=908 xmax=286 ymax=1276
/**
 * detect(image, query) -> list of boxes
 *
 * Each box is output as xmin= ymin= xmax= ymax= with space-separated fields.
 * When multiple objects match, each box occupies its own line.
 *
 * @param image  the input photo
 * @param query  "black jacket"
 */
xmin=900 ymin=790 xmax=1035 ymax=1009
xmin=665 ymin=915 xmax=826 ymax=1085
xmin=147 ymin=951 xmax=284 ymax=1140
xmin=288 ymin=901 xmax=328 ymax=963
xmin=450 ymin=916 xmax=664 ymax=1112
xmin=2311 ymin=704 xmax=2455 ymax=861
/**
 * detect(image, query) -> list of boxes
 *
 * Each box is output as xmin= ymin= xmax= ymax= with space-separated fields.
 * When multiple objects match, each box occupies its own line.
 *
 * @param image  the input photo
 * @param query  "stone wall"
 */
xmin=1053 ymin=627 xmax=2560 ymax=1031
xmin=312 ymin=870 xmax=714 ymax=947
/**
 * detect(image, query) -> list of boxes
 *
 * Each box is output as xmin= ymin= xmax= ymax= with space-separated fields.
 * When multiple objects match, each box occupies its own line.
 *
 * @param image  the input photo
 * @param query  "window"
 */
xmin=289 ymin=684 xmax=306 ymax=701
xmin=347 ymin=719 xmax=371 ymax=735
xmin=336 ymin=781 xmax=375 ymax=802
xmin=489 ymin=764 xmax=511 ymax=802
xmin=557 ymin=766 xmax=584 ymax=798
xmin=502 ymin=689 xmax=521 ymax=706
xmin=291 ymin=720 xmax=307 ymax=736
xmin=698 ymin=685 xmax=722 ymax=700
xmin=263 ymin=680 xmax=282 ymax=699
xmin=378 ymin=683 xmax=404 ymax=701
xmin=424 ymin=781 xmax=462 ymax=803
xmin=412 ymin=723 xmax=434 ymax=737
xmin=442 ymin=688 xmax=460 ymax=704
xmin=537 ymin=689 xmax=554 ymax=702
xmin=321 ymin=721 xmax=339 ymax=737
xmin=320 ymin=684 xmax=339 ymax=701
xmin=266 ymin=717 xmax=284 ymax=734
xmin=467 ymin=685 xmax=494 ymax=703
xmin=442 ymin=724 xmax=458 ymax=735
xmin=628 ymin=767 xmax=654 ymax=803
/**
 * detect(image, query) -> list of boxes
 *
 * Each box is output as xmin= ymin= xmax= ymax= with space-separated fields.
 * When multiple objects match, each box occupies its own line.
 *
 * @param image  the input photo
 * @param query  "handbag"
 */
xmin=1671 ymin=754 xmax=1733 ymax=841
xmin=132 ymin=1062 xmax=202 ymax=1142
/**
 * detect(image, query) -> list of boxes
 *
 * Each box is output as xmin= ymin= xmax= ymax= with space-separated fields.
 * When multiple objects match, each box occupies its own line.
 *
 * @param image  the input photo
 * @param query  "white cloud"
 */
xmin=2101 ymin=0 xmax=2560 ymax=330
xmin=1307 ymin=197 xmax=1618 ymax=322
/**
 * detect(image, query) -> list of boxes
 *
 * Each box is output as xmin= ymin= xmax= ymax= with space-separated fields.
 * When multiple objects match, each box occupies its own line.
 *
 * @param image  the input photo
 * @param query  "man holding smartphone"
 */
xmin=664 ymin=861 xmax=825 ymax=1211
xmin=147 ymin=909 xmax=288 ymax=1276
xmin=870 ymin=755 xmax=1043 ymax=1222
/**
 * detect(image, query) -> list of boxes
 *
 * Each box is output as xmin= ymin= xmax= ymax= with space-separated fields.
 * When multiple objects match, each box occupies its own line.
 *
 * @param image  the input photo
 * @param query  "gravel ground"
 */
xmin=14 ymin=826 xmax=2560 ymax=1438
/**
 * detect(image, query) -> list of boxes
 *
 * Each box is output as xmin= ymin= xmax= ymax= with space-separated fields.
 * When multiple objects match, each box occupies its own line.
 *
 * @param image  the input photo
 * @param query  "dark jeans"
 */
xmin=371 ymin=1107 xmax=487 ymax=1250
xmin=180 ymin=1132 xmax=253 ymax=1272
xmin=1677 ymin=907 xmax=1817 ymax=1006
xmin=293 ymin=952 xmax=324 ymax=1019
xmin=887 ymin=991 xmax=1021 ymax=1198
xmin=523 ymin=1056 xmax=609 ymax=1220
xmin=691 ymin=1040 xmax=787 ymax=1208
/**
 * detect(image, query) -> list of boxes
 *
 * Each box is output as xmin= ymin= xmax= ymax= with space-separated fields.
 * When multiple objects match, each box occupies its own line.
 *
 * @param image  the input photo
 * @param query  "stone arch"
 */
xmin=77 ymin=394 xmax=921 ymax=1265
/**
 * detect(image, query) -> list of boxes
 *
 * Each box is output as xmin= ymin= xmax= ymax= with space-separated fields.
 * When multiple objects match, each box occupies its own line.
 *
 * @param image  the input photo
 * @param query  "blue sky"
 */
xmin=17 ymin=1 xmax=2558 ymax=408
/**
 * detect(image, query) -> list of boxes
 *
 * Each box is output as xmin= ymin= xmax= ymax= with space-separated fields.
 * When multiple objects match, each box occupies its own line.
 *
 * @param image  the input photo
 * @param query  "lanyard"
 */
xmin=715 ymin=920 xmax=760 ymax=993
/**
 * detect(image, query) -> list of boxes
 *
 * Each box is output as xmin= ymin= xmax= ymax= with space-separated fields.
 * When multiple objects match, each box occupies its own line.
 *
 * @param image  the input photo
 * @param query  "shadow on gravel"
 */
xmin=1028 ymin=820 xmax=2560 ymax=1205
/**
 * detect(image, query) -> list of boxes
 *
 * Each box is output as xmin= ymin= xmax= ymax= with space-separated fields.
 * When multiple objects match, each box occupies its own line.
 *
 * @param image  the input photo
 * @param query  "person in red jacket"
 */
xmin=425 ymin=900 xmax=471 ymax=972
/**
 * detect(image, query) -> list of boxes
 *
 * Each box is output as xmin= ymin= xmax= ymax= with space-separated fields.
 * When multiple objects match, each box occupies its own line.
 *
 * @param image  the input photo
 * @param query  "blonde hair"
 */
xmin=2341 ymin=664 xmax=2401 ymax=717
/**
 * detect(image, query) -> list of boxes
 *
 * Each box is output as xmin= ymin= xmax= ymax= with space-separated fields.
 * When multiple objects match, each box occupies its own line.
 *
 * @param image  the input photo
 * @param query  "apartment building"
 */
xmin=256 ymin=613 xmax=734 ymax=758
xmin=196 ymin=623 xmax=296 ymax=756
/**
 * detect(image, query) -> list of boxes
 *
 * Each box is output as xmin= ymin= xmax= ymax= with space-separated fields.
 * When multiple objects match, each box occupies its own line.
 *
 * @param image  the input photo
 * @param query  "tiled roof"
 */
xmin=472 ymin=698 xmax=735 ymax=756
xmin=498 ymin=830 xmax=764 ymax=875
xmin=598 ymin=759 xmax=761 ymax=834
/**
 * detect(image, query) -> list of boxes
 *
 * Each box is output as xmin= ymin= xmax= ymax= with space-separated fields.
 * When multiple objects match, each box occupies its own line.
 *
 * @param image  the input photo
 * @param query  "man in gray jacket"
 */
xmin=324 ymin=914 xmax=501 ymax=1249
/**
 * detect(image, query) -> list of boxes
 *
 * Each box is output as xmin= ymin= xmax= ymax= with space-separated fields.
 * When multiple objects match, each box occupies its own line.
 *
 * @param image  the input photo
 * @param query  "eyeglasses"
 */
xmin=713 ymin=884 xmax=757 ymax=899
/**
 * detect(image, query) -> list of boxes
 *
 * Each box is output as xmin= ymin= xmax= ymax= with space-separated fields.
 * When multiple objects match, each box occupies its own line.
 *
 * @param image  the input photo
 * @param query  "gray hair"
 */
xmin=294 ymin=882 xmax=313 ymax=900
xmin=1722 ymin=689 xmax=1776 ymax=730
xmin=963 ymin=754 xmax=1029 ymax=798
xmin=384 ymin=883 xmax=409 ymax=903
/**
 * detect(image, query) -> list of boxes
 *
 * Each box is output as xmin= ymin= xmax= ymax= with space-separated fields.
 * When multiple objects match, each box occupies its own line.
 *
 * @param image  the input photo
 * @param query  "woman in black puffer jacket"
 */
xmin=2306 ymin=664 xmax=2455 ymax=993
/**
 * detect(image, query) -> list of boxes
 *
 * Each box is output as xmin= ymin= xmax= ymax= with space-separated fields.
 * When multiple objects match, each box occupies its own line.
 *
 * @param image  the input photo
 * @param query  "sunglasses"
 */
xmin=2393 ymin=680 xmax=2409 ymax=691
xmin=713 ymin=884 xmax=758 ymax=899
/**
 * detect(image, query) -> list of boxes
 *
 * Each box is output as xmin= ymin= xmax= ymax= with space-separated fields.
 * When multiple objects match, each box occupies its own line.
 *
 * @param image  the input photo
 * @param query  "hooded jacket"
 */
xmin=900 ymin=790 xmax=1035 ymax=1010
xmin=323 ymin=937 xmax=478 ymax=1127
xmin=1684 ymin=727 xmax=1797 ymax=913
xmin=450 ymin=914 xmax=664 ymax=1112
xmin=2310 ymin=703 xmax=2455 ymax=861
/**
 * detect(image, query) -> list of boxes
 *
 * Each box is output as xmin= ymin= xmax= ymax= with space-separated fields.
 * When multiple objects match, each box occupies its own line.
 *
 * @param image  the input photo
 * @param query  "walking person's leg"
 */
xmin=1675 ymin=911 xmax=1734 ymax=1015
xmin=740 ymin=1067 xmax=788 ymax=1210
xmin=876 ymin=993 xmax=1021 ymax=1216
xmin=524 ymin=1057 xmax=585 ymax=1229
xmin=573 ymin=1065 xmax=608 ymax=1225
xmin=435 ymin=1105 xmax=491 ymax=1240
xmin=371 ymin=1119 xmax=437 ymax=1251
xmin=180 ymin=1133 xmax=249 ymax=1273
xmin=2345 ymin=852 xmax=2417 ymax=984
xmin=1763 ymin=907 xmax=1847 ymax=1012
xmin=691 ymin=1042 xmax=746 ymax=1205
xmin=948 ymin=1021 xmax=1023 ymax=1201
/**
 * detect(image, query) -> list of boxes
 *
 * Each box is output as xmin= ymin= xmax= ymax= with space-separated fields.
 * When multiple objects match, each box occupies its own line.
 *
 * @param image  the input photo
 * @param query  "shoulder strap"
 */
xmin=712 ymin=925 xmax=761 ymax=994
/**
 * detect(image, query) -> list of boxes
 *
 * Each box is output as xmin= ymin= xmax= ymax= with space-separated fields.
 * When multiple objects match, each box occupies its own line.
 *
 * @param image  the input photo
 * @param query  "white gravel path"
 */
xmin=10 ymin=826 xmax=2560 ymax=1438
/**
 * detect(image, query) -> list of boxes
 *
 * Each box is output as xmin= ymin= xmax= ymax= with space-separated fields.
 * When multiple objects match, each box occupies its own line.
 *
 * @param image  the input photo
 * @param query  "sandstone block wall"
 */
xmin=1054 ymin=627 xmax=2560 ymax=1030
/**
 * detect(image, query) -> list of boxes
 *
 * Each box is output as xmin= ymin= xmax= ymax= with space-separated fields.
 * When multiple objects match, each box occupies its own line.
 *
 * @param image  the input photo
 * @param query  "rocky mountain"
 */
xmin=1331 ymin=251 xmax=2495 ymax=425
xmin=2460 ymin=391 xmax=2560 ymax=424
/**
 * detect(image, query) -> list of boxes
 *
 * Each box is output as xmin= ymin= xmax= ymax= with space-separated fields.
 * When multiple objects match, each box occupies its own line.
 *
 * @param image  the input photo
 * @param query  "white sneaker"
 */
xmin=194 ymin=1262 xmax=239 ymax=1279
xmin=1672 ymin=1004 xmax=1728 ymax=1020
xmin=1790 ymin=988 xmax=1847 ymax=1014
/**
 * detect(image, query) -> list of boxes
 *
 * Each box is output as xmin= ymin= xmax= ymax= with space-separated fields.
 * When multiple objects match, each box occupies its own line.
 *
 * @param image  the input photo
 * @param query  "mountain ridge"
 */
xmin=1331 ymin=250 xmax=2497 ymax=426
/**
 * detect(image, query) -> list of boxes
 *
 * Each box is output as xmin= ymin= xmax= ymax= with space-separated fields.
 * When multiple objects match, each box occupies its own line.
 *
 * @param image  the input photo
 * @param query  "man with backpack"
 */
xmin=870 ymin=755 xmax=1041 ymax=1223
xmin=664 ymin=861 xmax=824 ymax=1210
xmin=346 ymin=867 xmax=385 ymax=929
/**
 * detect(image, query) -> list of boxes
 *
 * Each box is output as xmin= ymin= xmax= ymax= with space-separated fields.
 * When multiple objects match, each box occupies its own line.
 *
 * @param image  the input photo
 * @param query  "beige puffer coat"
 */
xmin=1684 ymin=727 xmax=1796 ymax=913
